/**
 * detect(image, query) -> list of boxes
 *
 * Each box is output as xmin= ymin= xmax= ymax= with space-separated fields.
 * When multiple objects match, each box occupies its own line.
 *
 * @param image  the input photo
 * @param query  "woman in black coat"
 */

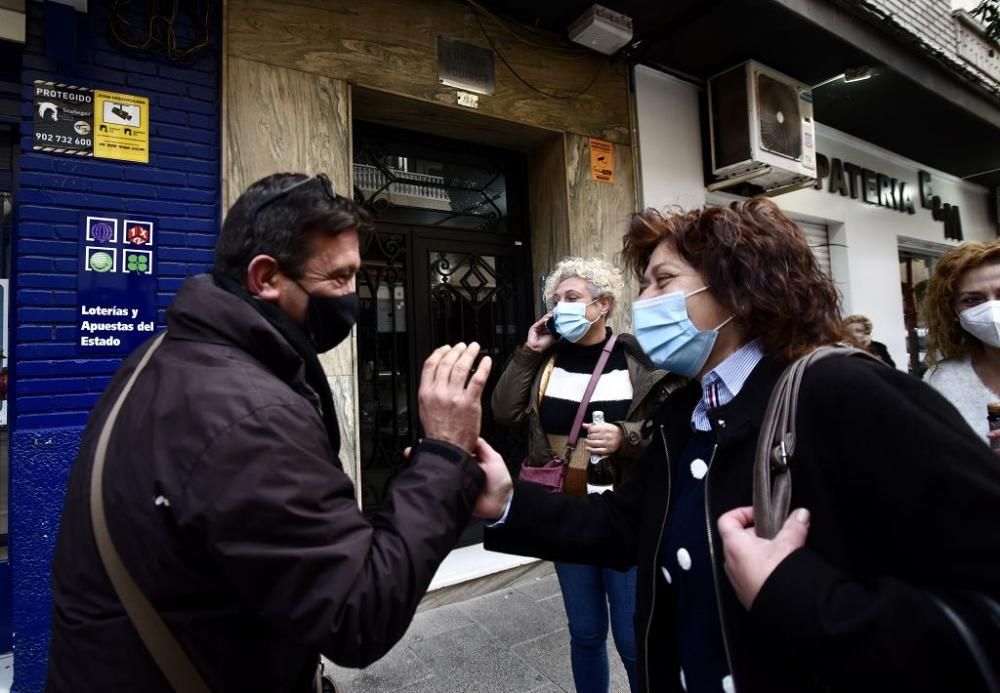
xmin=844 ymin=313 xmax=897 ymax=368
xmin=471 ymin=198 xmax=1000 ymax=693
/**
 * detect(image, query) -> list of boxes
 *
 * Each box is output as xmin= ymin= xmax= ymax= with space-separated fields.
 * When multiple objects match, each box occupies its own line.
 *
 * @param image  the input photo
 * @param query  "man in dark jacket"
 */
xmin=47 ymin=173 xmax=492 ymax=691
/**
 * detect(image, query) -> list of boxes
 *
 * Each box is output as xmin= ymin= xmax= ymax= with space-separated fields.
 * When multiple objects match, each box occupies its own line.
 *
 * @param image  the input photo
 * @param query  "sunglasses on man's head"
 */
xmin=249 ymin=173 xmax=338 ymax=222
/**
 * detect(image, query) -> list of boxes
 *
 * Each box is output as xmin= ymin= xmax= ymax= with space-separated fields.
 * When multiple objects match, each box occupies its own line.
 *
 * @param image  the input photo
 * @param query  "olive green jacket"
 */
xmin=491 ymin=333 xmax=683 ymax=481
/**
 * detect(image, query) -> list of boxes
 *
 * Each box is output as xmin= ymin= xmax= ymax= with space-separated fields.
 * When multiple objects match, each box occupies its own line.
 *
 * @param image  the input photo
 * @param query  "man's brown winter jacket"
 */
xmin=47 ymin=275 xmax=484 ymax=692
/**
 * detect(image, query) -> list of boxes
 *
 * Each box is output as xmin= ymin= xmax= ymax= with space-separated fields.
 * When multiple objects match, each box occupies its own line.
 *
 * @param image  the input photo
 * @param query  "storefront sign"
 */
xmin=32 ymin=80 xmax=93 ymax=156
xmin=438 ymin=36 xmax=496 ymax=96
xmin=77 ymin=213 xmax=158 ymax=354
xmin=94 ymin=89 xmax=150 ymax=163
xmin=918 ymin=171 xmax=964 ymax=241
xmin=589 ymin=138 xmax=614 ymax=184
xmin=815 ymin=153 xmax=962 ymax=241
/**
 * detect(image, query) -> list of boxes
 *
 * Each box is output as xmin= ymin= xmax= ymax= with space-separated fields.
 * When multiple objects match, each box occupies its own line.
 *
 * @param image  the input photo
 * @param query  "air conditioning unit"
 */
xmin=708 ymin=60 xmax=817 ymax=193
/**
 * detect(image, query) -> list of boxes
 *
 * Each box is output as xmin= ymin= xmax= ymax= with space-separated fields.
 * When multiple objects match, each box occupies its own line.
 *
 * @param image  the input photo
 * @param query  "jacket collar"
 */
xmin=658 ymin=356 xmax=787 ymax=453
xmin=166 ymin=275 xmax=312 ymax=394
xmin=706 ymin=357 xmax=788 ymax=444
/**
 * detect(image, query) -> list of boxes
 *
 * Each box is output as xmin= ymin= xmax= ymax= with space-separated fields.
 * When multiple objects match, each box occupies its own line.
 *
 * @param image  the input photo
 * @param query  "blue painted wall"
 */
xmin=10 ymin=3 xmax=220 ymax=689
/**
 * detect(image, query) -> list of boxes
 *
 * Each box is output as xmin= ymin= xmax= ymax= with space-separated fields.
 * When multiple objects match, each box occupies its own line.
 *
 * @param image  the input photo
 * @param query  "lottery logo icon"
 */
xmin=86 ymin=217 xmax=118 ymax=244
xmin=91 ymin=223 xmax=114 ymax=242
xmin=89 ymin=251 xmax=114 ymax=272
xmin=127 ymin=224 xmax=150 ymax=245
xmin=123 ymin=249 xmax=153 ymax=275
xmin=124 ymin=220 xmax=153 ymax=246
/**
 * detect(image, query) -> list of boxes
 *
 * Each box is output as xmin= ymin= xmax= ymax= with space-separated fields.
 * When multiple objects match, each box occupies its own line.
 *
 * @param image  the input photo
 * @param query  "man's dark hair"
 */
xmin=214 ymin=172 xmax=373 ymax=282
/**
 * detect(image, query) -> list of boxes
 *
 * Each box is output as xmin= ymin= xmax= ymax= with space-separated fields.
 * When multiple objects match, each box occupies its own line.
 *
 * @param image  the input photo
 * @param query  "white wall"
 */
xmin=633 ymin=66 xmax=997 ymax=369
xmin=633 ymin=65 xmax=706 ymax=211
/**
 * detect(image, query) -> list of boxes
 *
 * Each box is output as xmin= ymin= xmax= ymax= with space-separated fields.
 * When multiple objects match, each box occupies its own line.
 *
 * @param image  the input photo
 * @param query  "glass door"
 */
xmin=412 ymin=234 xmax=531 ymax=546
xmin=899 ymin=250 xmax=939 ymax=376
xmin=356 ymin=224 xmax=414 ymax=511
xmin=356 ymin=228 xmax=531 ymax=545
xmin=353 ymin=120 xmax=532 ymax=546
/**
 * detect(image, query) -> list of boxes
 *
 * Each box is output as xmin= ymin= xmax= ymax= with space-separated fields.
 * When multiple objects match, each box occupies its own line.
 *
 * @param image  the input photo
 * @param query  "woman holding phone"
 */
xmin=492 ymin=257 xmax=678 ymax=693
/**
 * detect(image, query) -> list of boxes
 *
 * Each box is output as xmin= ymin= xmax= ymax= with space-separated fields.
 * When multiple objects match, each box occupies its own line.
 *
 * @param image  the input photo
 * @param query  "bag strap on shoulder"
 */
xmin=752 ymin=344 xmax=881 ymax=539
xmin=566 ymin=333 xmax=618 ymax=452
xmin=537 ymin=355 xmax=556 ymax=404
xmin=89 ymin=332 xmax=212 ymax=693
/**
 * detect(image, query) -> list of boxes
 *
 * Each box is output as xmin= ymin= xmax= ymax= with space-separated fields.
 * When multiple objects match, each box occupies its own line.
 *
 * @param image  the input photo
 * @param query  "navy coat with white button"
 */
xmin=486 ymin=355 xmax=1000 ymax=693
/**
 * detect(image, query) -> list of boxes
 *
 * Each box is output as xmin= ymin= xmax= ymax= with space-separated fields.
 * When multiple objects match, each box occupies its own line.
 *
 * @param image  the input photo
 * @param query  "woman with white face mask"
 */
xmin=476 ymin=200 xmax=1000 ymax=693
xmin=923 ymin=241 xmax=1000 ymax=446
xmin=491 ymin=257 xmax=679 ymax=693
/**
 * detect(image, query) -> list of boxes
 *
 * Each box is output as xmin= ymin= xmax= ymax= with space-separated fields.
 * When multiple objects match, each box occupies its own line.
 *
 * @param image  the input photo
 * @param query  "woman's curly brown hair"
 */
xmin=924 ymin=241 xmax=1000 ymax=367
xmin=621 ymin=197 xmax=845 ymax=362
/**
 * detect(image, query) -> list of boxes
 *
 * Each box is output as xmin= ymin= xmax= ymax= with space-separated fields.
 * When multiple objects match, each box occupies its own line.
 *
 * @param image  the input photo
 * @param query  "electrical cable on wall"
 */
xmin=471 ymin=10 xmax=607 ymax=100
xmin=107 ymin=0 xmax=213 ymax=62
xmin=465 ymin=0 xmax=587 ymax=54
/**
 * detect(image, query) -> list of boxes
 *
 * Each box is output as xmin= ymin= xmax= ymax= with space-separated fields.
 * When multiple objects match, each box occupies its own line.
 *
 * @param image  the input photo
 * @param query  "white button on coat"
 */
xmin=690 ymin=458 xmax=708 ymax=479
xmin=661 ymin=566 xmax=672 ymax=584
xmin=680 ymin=668 xmax=687 ymax=691
xmin=722 ymin=674 xmax=736 ymax=693
xmin=677 ymin=548 xmax=692 ymax=571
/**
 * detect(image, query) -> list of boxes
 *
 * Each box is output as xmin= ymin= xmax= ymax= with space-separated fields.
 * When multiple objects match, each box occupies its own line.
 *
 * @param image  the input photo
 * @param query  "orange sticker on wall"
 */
xmin=589 ymin=138 xmax=614 ymax=184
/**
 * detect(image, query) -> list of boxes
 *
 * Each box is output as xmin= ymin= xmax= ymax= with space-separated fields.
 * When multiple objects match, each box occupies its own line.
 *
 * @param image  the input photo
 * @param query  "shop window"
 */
xmin=899 ymin=239 xmax=950 ymax=377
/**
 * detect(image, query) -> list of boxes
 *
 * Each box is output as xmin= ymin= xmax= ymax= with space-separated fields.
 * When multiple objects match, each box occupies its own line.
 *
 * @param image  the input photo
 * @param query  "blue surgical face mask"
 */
xmin=552 ymin=299 xmax=604 ymax=343
xmin=632 ymin=287 xmax=733 ymax=377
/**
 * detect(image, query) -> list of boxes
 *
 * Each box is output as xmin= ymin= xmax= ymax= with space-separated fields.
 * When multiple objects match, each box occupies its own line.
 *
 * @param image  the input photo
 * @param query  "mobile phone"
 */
xmin=545 ymin=316 xmax=558 ymax=336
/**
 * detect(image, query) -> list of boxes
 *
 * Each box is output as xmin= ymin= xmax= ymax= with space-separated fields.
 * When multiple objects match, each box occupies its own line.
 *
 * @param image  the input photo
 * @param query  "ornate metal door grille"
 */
xmin=417 ymin=246 xmax=527 ymax=522
xmin=356 ymin=229 xmax=412 ymax=509
xmin=353 ymin=123 xmax=531 ymax=526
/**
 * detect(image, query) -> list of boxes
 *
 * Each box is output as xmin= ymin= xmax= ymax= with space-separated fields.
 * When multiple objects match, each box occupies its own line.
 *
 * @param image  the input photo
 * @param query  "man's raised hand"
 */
xmin=418 ymin=343 xmax=492 ymax=453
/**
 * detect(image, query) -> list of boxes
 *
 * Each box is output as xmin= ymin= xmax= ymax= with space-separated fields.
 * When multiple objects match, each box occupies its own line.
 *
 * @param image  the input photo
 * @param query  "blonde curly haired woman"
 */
xmin=923 ymin=240 xmax=1000 ymax=445
xmin=492 ymin=257 xmax=678 ymax=693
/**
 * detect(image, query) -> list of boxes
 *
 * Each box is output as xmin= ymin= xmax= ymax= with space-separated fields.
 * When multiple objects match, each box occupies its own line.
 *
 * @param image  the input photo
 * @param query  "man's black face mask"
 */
xmin=296 ymin=283 xmax=359 ymax=353
xmin=250 ymin=173 xmax=359 ymax=352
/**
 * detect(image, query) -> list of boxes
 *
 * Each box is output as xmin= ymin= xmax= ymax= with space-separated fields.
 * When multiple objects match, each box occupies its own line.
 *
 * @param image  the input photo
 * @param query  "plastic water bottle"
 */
xmin=587 ymin=411 xmax=614 ymax=494
xmin=589 ymin=411 xmax=605 ymax=464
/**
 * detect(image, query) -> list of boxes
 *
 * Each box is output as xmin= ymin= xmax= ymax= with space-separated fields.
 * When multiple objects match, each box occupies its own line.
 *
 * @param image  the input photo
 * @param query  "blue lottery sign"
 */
xmin=77 ymin=212 xmax=159 ymax=354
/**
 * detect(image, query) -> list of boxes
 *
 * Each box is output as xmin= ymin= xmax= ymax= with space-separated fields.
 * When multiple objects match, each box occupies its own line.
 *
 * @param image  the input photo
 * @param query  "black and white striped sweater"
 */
xmin=539 ymin=331 xmax=633 ymax=436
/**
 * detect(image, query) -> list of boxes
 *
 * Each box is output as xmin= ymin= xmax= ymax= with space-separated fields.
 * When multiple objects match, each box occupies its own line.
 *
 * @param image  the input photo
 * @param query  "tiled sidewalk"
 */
xmin=327 ymin=569 xmax=631 ymax=693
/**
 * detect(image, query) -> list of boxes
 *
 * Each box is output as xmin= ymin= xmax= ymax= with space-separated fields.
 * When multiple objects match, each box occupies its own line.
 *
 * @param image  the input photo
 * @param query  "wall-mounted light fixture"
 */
xmin=812 ymin=66 xmax=873 ymax=90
